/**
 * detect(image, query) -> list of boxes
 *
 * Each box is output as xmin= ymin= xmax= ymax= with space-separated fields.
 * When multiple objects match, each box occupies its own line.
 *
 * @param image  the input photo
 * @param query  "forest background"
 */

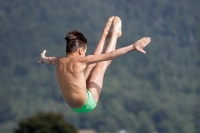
xmin=0 ymin=0 xmax=199 ymax=133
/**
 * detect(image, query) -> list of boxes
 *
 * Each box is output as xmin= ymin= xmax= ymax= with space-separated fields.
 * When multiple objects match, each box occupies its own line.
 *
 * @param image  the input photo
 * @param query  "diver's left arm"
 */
xmin=38 ymin=50 xmax=58 ymax=66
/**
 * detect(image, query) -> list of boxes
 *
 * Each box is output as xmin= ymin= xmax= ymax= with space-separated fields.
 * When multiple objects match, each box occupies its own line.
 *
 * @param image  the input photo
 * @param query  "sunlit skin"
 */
xmin=38 ymin=16 xmax=151 ymax=109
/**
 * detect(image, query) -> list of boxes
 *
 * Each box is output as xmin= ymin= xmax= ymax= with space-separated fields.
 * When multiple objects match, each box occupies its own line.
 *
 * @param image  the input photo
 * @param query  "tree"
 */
xmin=14 ymin=112 xmax=77 ymax=133
xmin=137 ymin=111 xmax=156 ymax=133
xmin=194 ymin=103 xmax=200 ymax=133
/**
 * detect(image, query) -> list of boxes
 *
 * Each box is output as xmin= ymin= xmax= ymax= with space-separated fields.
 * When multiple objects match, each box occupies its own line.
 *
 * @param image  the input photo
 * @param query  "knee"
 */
xmin=87 ymin=64 xmax=96 ymax=69
xmin=89 ymin=63 xmax=104 ymax=75
xmin=90 ymin=61 xmax=111 ymax=76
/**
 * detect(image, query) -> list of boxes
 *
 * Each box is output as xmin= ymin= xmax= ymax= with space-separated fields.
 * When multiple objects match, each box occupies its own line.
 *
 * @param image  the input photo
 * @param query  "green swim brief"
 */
xmin=72 ymin=89 xmax=97 ymax=113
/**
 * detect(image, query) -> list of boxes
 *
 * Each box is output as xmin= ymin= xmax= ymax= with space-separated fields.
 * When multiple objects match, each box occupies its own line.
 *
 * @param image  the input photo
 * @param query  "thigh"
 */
xmin=86 ymin=62 xmax=107 ymax=102
xmin=85 ymin=64 xmax=96 ymax=82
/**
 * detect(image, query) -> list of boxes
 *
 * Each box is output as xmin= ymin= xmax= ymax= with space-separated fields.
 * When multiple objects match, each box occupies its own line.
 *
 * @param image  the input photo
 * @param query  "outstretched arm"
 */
xmin=81 ymin=37 xmax=151 ymax=65
xmin=38 ymin=50 xmax=59 ymax=66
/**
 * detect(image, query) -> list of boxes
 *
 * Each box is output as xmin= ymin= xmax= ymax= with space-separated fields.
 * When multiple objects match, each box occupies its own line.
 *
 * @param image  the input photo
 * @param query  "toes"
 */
xmin=115 ymin=16 xmax=121 ymax=22
xmin=108 ymin=16 xmax=115 ymax=22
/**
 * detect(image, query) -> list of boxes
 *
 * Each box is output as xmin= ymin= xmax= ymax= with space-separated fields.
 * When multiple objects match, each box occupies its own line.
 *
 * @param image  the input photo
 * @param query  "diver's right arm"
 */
xmin=38 ymin=50 xmax=59 ymax=66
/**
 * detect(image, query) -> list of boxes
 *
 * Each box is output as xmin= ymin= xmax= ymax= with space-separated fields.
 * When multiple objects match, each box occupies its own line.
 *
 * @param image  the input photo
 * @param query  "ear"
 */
xmin=77 ymin=48 xmax=83 ymax=55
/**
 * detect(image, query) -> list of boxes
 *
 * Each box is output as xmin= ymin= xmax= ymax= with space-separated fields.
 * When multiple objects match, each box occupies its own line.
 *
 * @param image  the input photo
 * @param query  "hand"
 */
xmin=38 ymin=50 xmax=47 ymax=64
xmin=133 ymin=37 xmax=151 ymax=54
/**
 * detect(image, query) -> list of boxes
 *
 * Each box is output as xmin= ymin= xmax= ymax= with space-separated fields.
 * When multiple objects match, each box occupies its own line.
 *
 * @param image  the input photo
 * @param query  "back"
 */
xmin=56 ymin=57 xmax=87 ymax=108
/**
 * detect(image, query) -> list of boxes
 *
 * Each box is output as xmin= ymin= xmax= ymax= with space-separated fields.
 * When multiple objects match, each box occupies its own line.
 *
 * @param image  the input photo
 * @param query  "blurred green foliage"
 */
xmin=0 ymin=0 xmax=199 ymax=133
xmin=15 ymin=112 xmax=77 ymax=133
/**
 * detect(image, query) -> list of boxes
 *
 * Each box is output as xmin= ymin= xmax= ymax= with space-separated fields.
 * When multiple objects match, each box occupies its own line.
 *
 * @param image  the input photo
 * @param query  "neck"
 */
xmin=66 ymin=52 xmax=79 ymax=58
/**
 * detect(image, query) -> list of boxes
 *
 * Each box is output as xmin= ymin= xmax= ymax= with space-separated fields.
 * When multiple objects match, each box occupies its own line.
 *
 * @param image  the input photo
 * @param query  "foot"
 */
xmin=103 ymin=16 xmax=115 ymax=37
xmin=112 ymin=16 xmax=122 ymax=37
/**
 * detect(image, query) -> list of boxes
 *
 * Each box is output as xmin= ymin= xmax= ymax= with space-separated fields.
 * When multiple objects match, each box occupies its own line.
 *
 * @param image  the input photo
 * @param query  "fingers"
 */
xmin=145 ymin=37 xmax=151 ymax=47
xmin=136 ymin=47 xmax=146 ymax=54
xmin=140 ymin=37 xmax=146 ymax=41
xmin=38 ymin=50 xmax=46 ymax=64
xmin=141 ymin=49 xmax=146 ymax=54
xmin=140 ymin=37 xmax=151 ymax=46
xmin=134 ymin=37 xmax=151 ymax=54
xmin=141 ymin=37 xmax=151 ymax=42
xmin=145 ymin=38 xmax=151 ymax=46
xmin=42 ymin=50 xmax=46 ymax=55
xmin=41 ymin=50 xmax=46 ymax=57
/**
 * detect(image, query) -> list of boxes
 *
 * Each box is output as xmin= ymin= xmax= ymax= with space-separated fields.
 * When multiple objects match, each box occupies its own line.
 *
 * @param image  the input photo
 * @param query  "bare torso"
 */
xmin=56 ymin=57 xmax=87 ymax=108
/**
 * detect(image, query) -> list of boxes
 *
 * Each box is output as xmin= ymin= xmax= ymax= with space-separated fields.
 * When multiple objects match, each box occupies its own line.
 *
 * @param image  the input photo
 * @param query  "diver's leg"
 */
xmin=87 ymin=17 xmax=122 ymax=102
xmin=94 ymin=16 xmax=115 ymax=55
xmin=85 ymin=16 xmax=115 ymax=80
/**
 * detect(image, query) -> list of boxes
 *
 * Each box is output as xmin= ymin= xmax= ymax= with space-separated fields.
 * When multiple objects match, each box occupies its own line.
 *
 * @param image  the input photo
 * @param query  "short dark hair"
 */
xmin=65 ymin=30 xmax=87 ymax=53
